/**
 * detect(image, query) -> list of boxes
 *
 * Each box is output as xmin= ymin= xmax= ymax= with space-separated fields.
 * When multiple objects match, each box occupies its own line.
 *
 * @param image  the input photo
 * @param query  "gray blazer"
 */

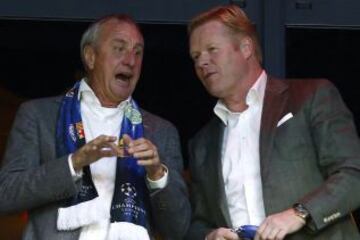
xmin=0 ymin=96 xmax=190 ymax=240
xmin=186 ymin=78 xmax=360 ymax=239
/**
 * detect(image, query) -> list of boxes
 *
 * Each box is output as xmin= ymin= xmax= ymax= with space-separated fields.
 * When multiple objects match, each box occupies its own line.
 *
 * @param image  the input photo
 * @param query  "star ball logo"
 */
xmin=121 ymin=182 xmax=137 ymax=198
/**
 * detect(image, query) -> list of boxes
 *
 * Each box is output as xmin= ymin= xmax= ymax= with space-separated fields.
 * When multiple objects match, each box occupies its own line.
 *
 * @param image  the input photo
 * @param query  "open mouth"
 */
xmin=115 ymin=72 xmax=133 ymax=82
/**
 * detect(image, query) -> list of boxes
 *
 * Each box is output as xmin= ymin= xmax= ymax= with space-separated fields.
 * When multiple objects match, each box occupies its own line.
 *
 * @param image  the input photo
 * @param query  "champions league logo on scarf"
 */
xmin=121 ymin=183 xmax=137 ymax=198
xmin=111 ymin=182 xmax=146 ymax=221
xmin=56 ymin=81 xmax=149 ymax=237
xmin=110 ymin=101 xmax=148 ymax=227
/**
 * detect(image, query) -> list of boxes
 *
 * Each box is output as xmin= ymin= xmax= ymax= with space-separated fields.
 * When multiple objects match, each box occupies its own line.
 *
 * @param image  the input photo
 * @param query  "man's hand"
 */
xmin=255 ymin=208 xmax=306 ymax=240
xmin=71 ymin=135 xmax=119 ymax=171
xmin=206 ymin=228 xmax=239 ymax=240
xmin=123 ymin=134 xmax=165 ymax=180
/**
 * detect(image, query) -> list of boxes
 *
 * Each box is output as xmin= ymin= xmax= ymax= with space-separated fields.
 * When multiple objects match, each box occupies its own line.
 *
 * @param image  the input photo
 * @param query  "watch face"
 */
xmin=294 ymin=203 xmax=309 ymax=220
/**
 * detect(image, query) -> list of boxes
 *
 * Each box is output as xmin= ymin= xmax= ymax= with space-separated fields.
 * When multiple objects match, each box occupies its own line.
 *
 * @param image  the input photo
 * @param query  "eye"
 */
xmin=134 ymin=47 xmax=143 ymax=56
xmin=113 ymin=45 xmax=125 ymax=53
xmin=208 ymin=46 xmax=217 ymax=53
xmin=191 ymin=54 xmax=199 ymax=61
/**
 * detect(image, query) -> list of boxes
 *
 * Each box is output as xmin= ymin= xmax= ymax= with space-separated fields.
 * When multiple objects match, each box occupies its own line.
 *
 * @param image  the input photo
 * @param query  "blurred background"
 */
xmin=1 ymin=0 xmax=360 ymax=238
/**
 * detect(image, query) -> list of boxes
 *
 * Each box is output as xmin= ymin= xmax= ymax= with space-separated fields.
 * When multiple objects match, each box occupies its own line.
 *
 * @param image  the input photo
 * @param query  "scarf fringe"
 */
xmin=108 ymin=222 xmax=150 ymax=240
xmin=57 ymin=197 xmax=109 ymax=230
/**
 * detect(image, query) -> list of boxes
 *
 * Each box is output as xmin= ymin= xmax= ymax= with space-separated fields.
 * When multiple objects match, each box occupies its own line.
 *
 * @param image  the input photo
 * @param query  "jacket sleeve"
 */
xmin=299 ymin=80 xmax=360 ymax=231
xmin=149 ymin=122 xmax=191 ymax=240
xmin=0 ymin=101 xmax=78 ymax=215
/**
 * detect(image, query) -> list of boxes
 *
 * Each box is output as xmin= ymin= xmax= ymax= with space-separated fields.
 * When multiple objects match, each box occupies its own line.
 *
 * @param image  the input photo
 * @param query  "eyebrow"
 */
xmin=112 ymin=39 xmax=144 ymax=49
xmin=190 ymin=42 xmax=217 ymax=54
xmin=189 ymin=50 xmax=198 ymax=56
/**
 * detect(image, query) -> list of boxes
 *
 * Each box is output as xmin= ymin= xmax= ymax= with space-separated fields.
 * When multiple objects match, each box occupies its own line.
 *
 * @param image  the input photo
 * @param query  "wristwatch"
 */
xmin=293 ymin=203 xmax=310 ymax=222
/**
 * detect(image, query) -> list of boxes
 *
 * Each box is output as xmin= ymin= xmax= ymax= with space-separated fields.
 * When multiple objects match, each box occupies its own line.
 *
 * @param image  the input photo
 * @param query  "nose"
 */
xmin=196 ymin=52 xmax=210 ymax=69
xmin=122 ymin=50 xmax=136 ymax=67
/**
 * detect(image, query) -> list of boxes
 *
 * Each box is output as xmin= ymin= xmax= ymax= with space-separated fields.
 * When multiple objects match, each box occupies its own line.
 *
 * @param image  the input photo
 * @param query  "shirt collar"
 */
xmin=78 ymin=78 xmax=131 ymax=110
xmin=214 ymin=70 xmax=267 ymax=126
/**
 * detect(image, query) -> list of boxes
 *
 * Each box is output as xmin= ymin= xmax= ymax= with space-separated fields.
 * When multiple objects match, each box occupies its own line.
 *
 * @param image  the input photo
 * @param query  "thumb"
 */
xmin=122 ymin=134 xmax=133 ymax=145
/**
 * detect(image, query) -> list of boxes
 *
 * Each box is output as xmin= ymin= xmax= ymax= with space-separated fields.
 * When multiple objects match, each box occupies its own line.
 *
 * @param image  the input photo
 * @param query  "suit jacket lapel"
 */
xmin=141 ymin=110 xmax=152 ymax=139
xmin=206 ymin=117 xmax=232 ymax=227
xmin=208 ymin=77 xmax=289 ymax=226
xmin=260 ymin=77 xmax=289 ymax=183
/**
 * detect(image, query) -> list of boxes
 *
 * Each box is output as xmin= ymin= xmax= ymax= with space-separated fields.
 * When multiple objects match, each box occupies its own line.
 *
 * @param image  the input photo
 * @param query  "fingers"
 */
xmin=206 ymin=228 xmax=239 ymax=240
xmin=120 ymin=135 xmax=159 ymax=164
xmin=255 ymin=208 xmax=305 ymax=240
xmin=136 ymin=149 xmax=157 ymax=162
xmin=276 ymin=229 xmax=287 ymax=240
xmin=256 ymin=229 xmax=285 ymax=240
xmin=257 ymin=221 xmax=285 ymax=240
xmin=127 ymin=138 xmax=159 ymax=162
xmin=222 ymin=229 xmax=239 ymax=240
xmin=99 ymin=142 xmax=121 ymax=156
xmin=91 ymin=134 xmax=117 ymax=146
xmin=124 ymin=137 xmax=165 ymax=179
xmin=261 ymin=223 xmax=281 ymax=239
xmin=88 ymin=135 xmax=119 ymax=156
xmin=122 ymin=134 xmax=133 ymax=145
xmin=72 ymin=135 xmax=119 ymax=170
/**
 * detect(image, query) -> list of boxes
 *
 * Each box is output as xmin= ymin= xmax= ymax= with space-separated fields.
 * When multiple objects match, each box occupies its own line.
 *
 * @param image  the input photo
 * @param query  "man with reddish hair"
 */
xmin=187 ymin=4 xmax=360 ymax=240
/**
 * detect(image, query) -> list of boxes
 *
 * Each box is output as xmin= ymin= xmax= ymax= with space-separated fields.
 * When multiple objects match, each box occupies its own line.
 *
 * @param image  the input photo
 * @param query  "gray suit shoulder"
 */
xmin=11 ymin=96 xmax=63 ymax=130
xmin=270 ymin=77 xmax=341 ymax=111
xmin=141 ymin=108 xmax=178 ymax=132
xmin=269 ymin=77 xmax=333 ymax=93
xmin=18 ymin=95 xmax=62 ymax=114
xmin=286 ymin=78 xmax=335 ymax=94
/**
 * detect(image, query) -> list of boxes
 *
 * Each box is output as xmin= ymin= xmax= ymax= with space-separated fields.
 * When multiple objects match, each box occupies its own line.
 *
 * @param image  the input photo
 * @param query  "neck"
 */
xmin=98 ymin=101 xmax=119 ymax=108
xmin=223 ymin=65 xmax=263 ymax=112
xmin=87 ymin=78 xmax=121 ymax=108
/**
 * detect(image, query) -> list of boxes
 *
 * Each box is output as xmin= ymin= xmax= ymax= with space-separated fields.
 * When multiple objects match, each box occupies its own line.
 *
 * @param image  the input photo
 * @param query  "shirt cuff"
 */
xmin=146 ymin=164 xmax=168 ymax=189
xmin=68 ymin=154 xmax=83 ymax=180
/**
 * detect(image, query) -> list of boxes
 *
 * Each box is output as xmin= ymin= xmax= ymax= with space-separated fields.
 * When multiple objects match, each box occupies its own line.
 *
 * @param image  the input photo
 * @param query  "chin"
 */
xmin=204 ymin=83 xmax=219 ymax=95
xmin=206 ymin=89 xmax=221 ymax=98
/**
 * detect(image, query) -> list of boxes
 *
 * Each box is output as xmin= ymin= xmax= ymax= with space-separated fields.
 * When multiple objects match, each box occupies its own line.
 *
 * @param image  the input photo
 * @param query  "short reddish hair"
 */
xmin=188 ymin=4 xmax=262 ymax=63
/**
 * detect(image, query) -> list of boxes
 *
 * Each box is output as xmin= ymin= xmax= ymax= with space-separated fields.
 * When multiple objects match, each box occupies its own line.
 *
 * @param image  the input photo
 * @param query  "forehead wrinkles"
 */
xmin=191 ymin=23 xmax=241 ymax=54
xmin=190 ymin=28 xmax=208 ymax=54
xmin=111 ymin=37 xmax=144 ymax=51
xmin=190 ymin=21 xmax=226 ymax=46
xmin=98 ymin=20 xmax=144 ymax=47
xmin=190 ymin=34 xmax=218 ymax=57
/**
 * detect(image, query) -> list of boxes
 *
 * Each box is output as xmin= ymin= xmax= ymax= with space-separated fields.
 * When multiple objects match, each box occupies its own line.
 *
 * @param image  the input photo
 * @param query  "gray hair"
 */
xmin=80 ymin=14 xmax=142 ymax=71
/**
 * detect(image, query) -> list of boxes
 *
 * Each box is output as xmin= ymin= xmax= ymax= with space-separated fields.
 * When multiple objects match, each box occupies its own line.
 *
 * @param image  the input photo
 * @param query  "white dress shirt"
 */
xmin=66 ymin=79 xmax=168 ymax=240
xmin=214 ymin=71 xmax=267 ymax=229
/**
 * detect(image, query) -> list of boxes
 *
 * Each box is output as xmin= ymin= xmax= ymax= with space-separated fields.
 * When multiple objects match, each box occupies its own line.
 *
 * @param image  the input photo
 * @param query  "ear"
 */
xmin=84 ymin=45 xmax=96 ymax=70
xmin=239 ymin=37 xmax=253 ymax=59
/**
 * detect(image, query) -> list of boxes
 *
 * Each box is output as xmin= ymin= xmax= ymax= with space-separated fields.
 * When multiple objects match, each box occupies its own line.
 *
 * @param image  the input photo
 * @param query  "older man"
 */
xmin=186 ymin=4 xmax=360 ymax=240
xmin=0 ymin=14 xmax=189 ymax=240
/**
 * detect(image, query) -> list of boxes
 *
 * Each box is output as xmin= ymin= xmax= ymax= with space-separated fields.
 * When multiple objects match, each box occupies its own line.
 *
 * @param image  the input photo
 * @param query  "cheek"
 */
xmin=133 ymin=57 xmax=143 ymax=69
xmin=100 ymin=60 xmax=116 ymax=76
xmin=195 ymin=67 xmax=203 ymax=79
xmin=136 ymin=59 xmax=143 ymax=69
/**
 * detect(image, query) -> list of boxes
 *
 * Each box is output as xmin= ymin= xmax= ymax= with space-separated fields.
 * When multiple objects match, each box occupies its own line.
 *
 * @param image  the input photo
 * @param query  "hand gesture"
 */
xmin=71 ymin=135 xmax=119 ymax=171
xmin=255 ymin=208 xmax=306 ymax=240
xmin=206 ymin=227 xmax=239 ymax=240
xmin=123 ymin=134 xmax=165 ymax=180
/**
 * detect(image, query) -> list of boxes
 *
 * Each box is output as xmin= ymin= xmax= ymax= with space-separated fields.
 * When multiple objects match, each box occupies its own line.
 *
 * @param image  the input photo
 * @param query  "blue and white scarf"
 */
xmin=56 ymin=81 xmax=149 ymax=239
